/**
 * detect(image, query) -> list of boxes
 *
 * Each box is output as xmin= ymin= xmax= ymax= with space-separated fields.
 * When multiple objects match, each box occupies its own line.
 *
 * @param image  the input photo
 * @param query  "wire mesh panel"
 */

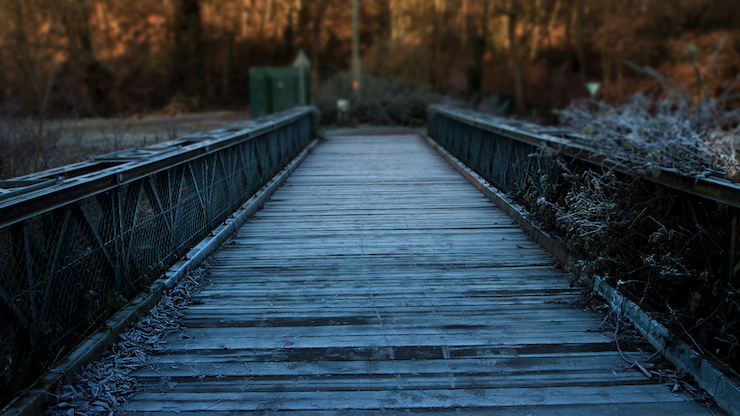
xmin=0 ymin=107 xmax=315 ymax=404
xmin=428 ymin=105 xmax=541 ymax=195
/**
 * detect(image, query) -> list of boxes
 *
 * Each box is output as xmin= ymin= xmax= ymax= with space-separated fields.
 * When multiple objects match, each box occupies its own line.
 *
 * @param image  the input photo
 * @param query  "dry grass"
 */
xmin=0 ymin=109 xmax=250 ymax=181
xmin=515 ymin=149 xmax=740 ymax=375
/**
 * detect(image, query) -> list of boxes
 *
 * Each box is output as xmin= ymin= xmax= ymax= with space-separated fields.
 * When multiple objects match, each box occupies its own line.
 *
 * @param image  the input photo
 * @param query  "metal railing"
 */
xmin=427 ymin=106 xmax=546 ymax=196
xmin=0 ymin=107 xmax=316 ymax=403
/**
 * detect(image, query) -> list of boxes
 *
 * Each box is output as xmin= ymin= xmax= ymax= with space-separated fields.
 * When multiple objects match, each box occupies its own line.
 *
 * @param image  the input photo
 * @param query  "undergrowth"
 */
xmin=571 ymin=291 xmax=716 ymax=405
xmin=514 ymin=151 xmax=740 ymax=373
xmin=315 ymin=74 xmax=447 ymax=127
xmin=559 ymin=92 xmax=740 ymax=181
xmin=523 ymin=58 xmax=740 ymax=373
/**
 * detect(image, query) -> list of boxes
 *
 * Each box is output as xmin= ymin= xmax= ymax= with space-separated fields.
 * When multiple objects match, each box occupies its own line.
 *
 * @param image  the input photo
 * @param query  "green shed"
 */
xmin=249 ymin=66 xmax=311 ymax=118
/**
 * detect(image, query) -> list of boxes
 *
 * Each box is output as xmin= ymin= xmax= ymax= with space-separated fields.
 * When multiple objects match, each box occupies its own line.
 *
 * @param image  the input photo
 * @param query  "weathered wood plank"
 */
xmin=120 ymin=404 xmax=716 ymax=416
xmin=125 ymin=134 xmax=713 ymax=414
xmin=131 ymin=354 xmax=644 ymax=379
xmin=126 ymin=385 xmax=696 ymax=412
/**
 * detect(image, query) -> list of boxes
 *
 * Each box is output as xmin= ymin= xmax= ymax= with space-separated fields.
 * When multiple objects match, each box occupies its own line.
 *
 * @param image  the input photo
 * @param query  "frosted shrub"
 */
xmin=558 ymin=91 xmax=739 ymax=181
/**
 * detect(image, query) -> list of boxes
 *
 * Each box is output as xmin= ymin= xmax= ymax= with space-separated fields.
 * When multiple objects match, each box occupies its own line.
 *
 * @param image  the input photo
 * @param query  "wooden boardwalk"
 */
xmin=126 ymin=134 xmax=711 ymax=415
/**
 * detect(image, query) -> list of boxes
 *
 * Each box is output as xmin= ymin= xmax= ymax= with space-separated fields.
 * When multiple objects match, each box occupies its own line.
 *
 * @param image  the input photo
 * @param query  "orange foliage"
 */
xmin=0 ymin=0 xmax=738 ymax=116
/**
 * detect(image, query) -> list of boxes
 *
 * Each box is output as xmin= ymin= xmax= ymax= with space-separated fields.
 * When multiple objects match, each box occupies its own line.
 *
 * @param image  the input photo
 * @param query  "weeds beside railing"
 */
xmin=557 ymin=91 xmax=740 ymax=181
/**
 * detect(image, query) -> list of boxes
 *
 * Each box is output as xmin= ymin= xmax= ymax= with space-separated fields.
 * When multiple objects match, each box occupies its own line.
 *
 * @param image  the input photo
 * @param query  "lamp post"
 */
xmin=293 ymin=50 xmax=311 ymax=106
xmin=351 ymin=0 xmax=361 ymax=100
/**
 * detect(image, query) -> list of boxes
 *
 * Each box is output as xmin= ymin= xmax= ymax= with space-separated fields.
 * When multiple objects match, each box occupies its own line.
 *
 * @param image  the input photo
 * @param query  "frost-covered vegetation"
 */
xmin=558 ymin=90 xmax=740 ymax=181
xmin=517 ymin=149 xmax=740 ymax=376
xmin=0 ymin=111 xmax=247 ymax=180
xmin=512 ymin=81 xmax=740 ymax=375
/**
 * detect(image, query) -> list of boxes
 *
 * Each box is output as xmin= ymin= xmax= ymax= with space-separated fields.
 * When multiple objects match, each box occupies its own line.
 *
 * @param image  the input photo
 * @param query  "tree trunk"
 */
xmin=508 ymin=12 xmax=525 ymax=114
xmin=172 ymin=0 xmax=205 ymax=96
xmin=240 ymin=0 xmax=252 ymax=38
xmin=69 ymin=0 xmax=114 ymax=114
xmin=310 ymin=0 xmax=327 ymax=91
xmin=391 ymin=0 xmax=406 ymax=40
xmin=466 ymin=0 xmax=489 ymax=96
xmin=545 ymin=0 xmax=562 ymax=50
xmin=575 ymin=0 xmax=586 ymax=83
xmin=222 ymin=32 xmax=234 ymax=98
xmin=375 ymin=0 xmax=391 ymax=76
xmin=564 ymin=0 xmax=572 ymax=53
xmin=259 ymin=0 xmax=273 ymax=39
xmin=460 ymin=0 xmax=468 ymax=49
xmin=530 ymin=0 xmax=543 ymax=60
xmin=9 ymin=1 xmax=33 ymax=110
xmin=278 ymin=3 xmax=291 ymax=62
xmin=430 ymin=0 xmax=446 ymax=87
xmin=600 ymin=0 xmax=613 ymax=87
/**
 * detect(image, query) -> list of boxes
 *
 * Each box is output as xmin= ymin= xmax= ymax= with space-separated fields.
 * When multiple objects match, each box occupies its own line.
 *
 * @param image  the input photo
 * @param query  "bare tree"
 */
xmin=506 ymin=9 xmax=525 ymax=113
xmin=298 ymin=0 xmax=329 ymax=90
xmin=172 ymin=0 xmax=205 ymax=96
xmin=465 ymin=0 xmax=490 ymax=96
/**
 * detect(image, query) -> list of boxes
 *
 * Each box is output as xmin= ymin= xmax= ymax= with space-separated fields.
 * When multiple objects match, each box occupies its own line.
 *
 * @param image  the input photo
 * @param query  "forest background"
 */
xmin=2 ymin=0 xmax=739 ymax=120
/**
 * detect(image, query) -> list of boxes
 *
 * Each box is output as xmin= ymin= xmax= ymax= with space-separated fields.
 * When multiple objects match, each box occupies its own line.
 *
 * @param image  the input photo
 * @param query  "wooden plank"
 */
xmin=125 ymin=134 xmax=714 ymax=415
xmin=127 ymin=385 xmax=697 ymax=412
xmin=123 ymin=403 xmax=719 ymax=416
xmin=133 ymin=373 xmax=655 ymax=392
xmin=132 ymin=354 xmax=641 ymax=378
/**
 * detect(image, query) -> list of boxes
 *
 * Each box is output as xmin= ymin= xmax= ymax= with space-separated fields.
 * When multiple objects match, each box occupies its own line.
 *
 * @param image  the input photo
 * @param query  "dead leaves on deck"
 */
xmin=43 ymin=268 xmax=207 ymax=416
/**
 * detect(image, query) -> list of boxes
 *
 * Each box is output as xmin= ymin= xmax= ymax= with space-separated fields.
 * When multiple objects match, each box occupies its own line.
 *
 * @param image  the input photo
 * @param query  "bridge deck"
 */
xmin=126 ymin=134 xmax=710 ymax=414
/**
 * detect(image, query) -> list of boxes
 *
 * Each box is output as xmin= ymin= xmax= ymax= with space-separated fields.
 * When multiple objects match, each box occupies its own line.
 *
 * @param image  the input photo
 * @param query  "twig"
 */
xmin=631 ymin=361 xmax=652 ymax=379
xmin=612 ymin=309 xmax=652 ymax=379
xmin=667 ymin=304 xmax=704 ymax=354
xmin=646 ymin=346 xmax=667 ymax=362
